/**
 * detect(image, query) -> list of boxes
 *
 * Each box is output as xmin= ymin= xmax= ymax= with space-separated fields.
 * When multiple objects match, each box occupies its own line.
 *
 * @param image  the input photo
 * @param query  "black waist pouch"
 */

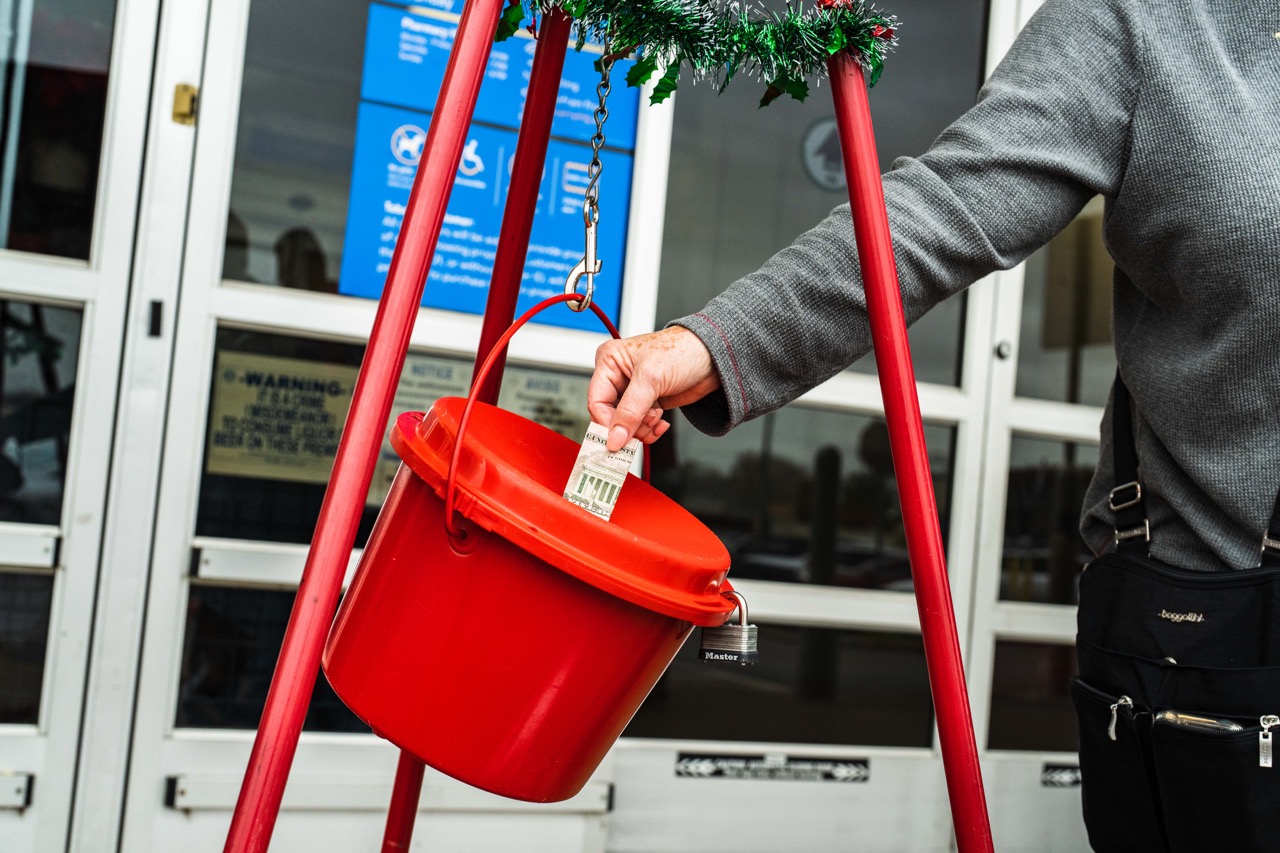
xmin=1073 ymin=376 xmax=1280 ymax=853
xmin=1075 ymin=555 xmax=1280 ymax=853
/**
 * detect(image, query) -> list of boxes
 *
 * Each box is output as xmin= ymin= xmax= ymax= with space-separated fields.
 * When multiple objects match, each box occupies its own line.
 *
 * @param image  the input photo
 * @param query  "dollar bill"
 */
xmin=563 ymin=422 xmax=640 ymax=521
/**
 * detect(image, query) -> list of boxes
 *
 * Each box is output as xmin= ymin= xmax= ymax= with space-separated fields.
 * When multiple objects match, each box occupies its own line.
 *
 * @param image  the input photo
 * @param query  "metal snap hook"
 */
xmin=564 ymin=199 xmax=600 ymax=312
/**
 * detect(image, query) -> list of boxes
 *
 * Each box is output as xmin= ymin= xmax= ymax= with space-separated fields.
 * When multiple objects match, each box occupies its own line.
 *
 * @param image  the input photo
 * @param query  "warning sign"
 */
xmin=207 ymin=352 xmax=358 ymax=484
xmin=207 ymin=346 xmax=595 ymax=505
xmin=675 ymin=753 xmax=870 ymax=783
xmin=366 ymin=354 xmax=473 ymax=504
xmin=499 ymin=368 xmax=590 ymax=441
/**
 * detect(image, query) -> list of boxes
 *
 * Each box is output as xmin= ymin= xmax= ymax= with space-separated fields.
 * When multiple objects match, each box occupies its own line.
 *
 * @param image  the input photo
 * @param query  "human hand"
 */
xmin=588 ymin=326 xmax=722 ymax=452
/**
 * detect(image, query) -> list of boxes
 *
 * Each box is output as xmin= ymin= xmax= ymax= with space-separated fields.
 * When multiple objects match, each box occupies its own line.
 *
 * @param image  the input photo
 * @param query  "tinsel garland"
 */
xmin=495 ymin=0 xmax=897 ymax=107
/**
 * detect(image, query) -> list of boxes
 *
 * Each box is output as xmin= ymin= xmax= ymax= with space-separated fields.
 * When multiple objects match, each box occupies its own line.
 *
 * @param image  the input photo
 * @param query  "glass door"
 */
xmin=964 ymin=2 xmax=1113 ymax=850
xmin=0 ymin=0 xmax=157 ymax=850
xmin=119 ymin=0 xmax=671 ymax=849
xmin=602 ymin=0 xmax=996 ymax=847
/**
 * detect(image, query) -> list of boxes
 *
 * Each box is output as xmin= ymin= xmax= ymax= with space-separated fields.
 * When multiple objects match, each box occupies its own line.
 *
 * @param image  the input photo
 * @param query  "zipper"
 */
xmin=1109 ymin=696 xmax=1133 ymax=741
xmin=1261 ymin=715 xmax=1279 ymax=767
xmin=1089 ymin=553 xmax=1280 ymax=589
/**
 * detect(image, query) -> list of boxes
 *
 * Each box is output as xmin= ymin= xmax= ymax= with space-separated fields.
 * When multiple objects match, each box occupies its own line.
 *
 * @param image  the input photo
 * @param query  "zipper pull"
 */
xmin=1260 ymin=715 xmax=1278 ymax=767
xmin=1109 ymin=696 xmax=1133 ymax=741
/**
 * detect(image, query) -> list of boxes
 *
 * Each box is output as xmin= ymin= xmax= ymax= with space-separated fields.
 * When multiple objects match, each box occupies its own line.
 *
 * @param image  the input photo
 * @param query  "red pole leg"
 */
xmin=377 ymin=13 xmax=573 ymax=850
xmin=826 ymin=53 xmax=994 ymax=853
xmin=472 ymin=9 xmax=573 ymax=405
xmin=381 ymin=753 xmax=427 ymax=851
xmin=222 ymin=0 xmax=507 ymax=848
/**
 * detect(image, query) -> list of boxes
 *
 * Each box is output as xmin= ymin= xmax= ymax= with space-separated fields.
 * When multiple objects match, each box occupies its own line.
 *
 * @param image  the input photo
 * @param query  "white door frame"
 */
xmin=0 ymin=0 xmax=160 ymax=849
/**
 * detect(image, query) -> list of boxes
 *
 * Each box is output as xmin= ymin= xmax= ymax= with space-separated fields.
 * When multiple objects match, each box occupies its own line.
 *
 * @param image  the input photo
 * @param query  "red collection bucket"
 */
xmin=322 ymin=297 xmax=736 ymax=802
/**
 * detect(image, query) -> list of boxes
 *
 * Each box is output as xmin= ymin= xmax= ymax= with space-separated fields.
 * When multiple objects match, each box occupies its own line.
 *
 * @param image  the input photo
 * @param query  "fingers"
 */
xmin=608 ymin=373 xmax=661 ymax=451
xmin=587 ymin=326 xmax=719 ymax=451
xmin=630 ymin=407 xmax=669 ymax=445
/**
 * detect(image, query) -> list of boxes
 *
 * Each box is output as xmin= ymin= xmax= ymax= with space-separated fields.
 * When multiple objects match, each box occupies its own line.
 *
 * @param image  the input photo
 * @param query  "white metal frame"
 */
xmin=960 ymin=1 xmax=1100 ymax=849
xmin=0 ymin=0 xmax=161 ymax=849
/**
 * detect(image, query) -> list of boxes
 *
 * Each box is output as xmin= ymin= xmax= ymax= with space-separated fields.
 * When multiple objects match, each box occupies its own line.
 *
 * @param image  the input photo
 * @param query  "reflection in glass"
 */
xmin=0 ymin=0 xmax=117 ymax=259
xmin=1015 ymin=198 xmax=1116 ymax=406
xmin=0 ymin=571 xmax=53 ymax=724
xmin=655 ymin=0 xmax=985 ymax=386
xmin=1001 ymin=436 xmax=1098 ymax=605
xmin=177 ymin=583 xmax=366 ymax=731
xmin=198 ymin=327 xmax=596 ymax=546
xmin=987 ymin=640 xmax=1078 ymax=752
xmin=0 ymin=300 xmax=80 ymax=524
xmin=625 ymin=624 xmax=934 ymax=747
xmin=224 ymin=0 xmax=366 ymax=285
xmin=653 ymin=406 xmax=954 ymax=592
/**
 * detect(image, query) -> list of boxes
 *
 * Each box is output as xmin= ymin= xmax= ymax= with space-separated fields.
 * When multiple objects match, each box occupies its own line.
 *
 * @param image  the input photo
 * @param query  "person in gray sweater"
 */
xmin=588 ymin=0 xmax=1280 ymax=575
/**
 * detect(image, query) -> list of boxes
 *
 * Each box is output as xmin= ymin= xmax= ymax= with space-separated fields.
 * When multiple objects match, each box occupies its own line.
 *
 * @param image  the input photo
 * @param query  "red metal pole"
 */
xmin=472 ymin=9 xmax=573 ymax=405
xmin=381 ymin=752 xmax=427 ymax=851
xmin=377 ymin=14 xmax=573 ymax=850
xmin=826 ymin=53 xmax=994 ymax=853
xmin=221 ymin=0 xmax=506 ymax=848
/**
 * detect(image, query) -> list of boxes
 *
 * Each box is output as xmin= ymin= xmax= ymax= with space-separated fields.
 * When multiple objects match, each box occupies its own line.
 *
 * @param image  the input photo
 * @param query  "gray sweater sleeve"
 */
xmin=672 ymin=0 xmax=1143 ymax=436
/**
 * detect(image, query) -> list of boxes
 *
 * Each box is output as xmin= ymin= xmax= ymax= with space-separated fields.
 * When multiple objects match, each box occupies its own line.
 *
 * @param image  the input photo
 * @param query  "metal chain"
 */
xmin=564 ymin=33 xmax=614 ymax=312
xmin=584 ymin=34 xmax=613 ymax=228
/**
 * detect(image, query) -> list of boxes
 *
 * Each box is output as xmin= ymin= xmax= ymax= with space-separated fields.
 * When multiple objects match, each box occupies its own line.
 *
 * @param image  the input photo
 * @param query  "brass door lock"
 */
xmin=173 ymin=84 xmax=199 ymax=126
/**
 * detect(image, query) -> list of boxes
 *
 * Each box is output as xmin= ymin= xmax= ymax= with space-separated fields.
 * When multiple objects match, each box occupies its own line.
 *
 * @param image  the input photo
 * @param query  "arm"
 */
xmin=675 ymin=0 xmax=1144 ymax=435
xmin=589 ymin=0 xmax=1145 ymax=448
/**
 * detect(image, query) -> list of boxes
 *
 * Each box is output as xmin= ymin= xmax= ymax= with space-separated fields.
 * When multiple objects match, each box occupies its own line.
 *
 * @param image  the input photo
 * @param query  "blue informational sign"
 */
xmin=338 ymin=101 xmax=633 ymax=331
xmin=338 ymin=1 xmax=640 ymax=330
xmin=361 ymin=3 xmax=639 ymax=148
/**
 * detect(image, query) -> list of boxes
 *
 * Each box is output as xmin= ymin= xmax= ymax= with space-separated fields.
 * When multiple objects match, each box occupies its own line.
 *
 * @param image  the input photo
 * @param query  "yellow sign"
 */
xmin=366 ymin=354 xmax=472 ymax=505
xmin=207 ymin=352 xmax=358 ymax=484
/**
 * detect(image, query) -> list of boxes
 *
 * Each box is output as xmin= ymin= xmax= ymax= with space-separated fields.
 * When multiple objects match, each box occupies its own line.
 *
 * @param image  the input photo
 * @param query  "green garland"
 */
xmin=495 ymin=0 xmax=898 ymax=107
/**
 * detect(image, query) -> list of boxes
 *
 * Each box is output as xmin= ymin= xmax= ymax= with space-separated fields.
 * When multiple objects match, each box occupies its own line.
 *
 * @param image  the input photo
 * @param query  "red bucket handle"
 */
xmin=444 ymin=294 xmax=634 ymax=539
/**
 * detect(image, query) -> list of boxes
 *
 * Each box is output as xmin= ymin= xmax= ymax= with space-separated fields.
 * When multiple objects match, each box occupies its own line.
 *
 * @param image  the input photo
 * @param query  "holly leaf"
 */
xmin=867 ymin=52 xmax=884 ymax=87
xmin=826 ymin=27 xmax=846 ymax=55
xmin=758 ymin=84 xmax=784 ymax=107
xmin=625 ymin=53 xmax=660 ymax=88
xmin=759 ymin=75 xmax=808 ymax=107
xmin=494 ymin=0 xmax=525 ymax=42
xmin=649 ymin=60 xmax=680 ymax=105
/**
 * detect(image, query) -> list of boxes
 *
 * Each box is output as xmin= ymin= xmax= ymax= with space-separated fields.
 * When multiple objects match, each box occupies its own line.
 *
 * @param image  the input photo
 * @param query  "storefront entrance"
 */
xmin=0 ymin=0 xmax=1115 ymax=849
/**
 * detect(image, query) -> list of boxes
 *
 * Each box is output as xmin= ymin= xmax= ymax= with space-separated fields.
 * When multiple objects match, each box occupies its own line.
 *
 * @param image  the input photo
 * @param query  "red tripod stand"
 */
xmin=221 ymin=3 xmax=994 ymax=850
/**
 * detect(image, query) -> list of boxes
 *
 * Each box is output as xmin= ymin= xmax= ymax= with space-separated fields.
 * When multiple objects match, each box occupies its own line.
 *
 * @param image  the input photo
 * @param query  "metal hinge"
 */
xmin=173 ymin=84 xmax=199 ymax=126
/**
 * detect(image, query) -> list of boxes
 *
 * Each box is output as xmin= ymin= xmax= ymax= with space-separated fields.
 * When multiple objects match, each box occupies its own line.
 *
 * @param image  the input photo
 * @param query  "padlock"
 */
xmin=699 ymin=590 xmax=758 ymax=665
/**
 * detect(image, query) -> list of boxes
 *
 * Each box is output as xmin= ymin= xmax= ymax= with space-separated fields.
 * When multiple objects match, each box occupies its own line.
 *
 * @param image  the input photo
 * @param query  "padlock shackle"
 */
xmin=444 ymin=294 xmax=628 ymax=541
xmin=721 ymin=589 xmax=749 ymax=627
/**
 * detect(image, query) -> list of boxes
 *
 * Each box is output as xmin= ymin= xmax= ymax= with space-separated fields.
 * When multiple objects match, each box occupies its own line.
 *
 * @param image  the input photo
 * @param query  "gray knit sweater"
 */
xmin=674 ymin=0 xmax=1280 ymax=572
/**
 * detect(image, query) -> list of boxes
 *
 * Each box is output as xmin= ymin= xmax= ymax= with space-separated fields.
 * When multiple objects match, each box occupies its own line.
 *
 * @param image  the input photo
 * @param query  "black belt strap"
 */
xmin=1111 ymin=371 xmax=1280 ymax=566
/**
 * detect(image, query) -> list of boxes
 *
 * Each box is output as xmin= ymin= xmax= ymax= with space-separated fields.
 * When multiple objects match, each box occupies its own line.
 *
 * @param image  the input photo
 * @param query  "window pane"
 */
xmin=199 ymin=326 xmax=594 ymax=547
xmin=987 ymin=640 xmax=1078 ymax=752
xmin=1015 ymin=200 xmax=1116 ymax=406
xmin=177 ymin=583 xmax=367 ymax=731
xmin=0 ymin=571 xmax=53 ymax=724
xmin=625 ymin=625 xmax=934 ymax=748
xmin=0 ymin=299 xmax=81 ymax=525
xmin=0 ymin=0 xmax=117 ymax=259
xmin=654 ymin=406 xmax=955 ymax=592
xmin=224 ymin=0 xmax=638 ymax=332
xmin=1001 ymin=436 xmax=1097 ymax=605
xmin=655 ymin=0 xmax=985 ymax=386
xmin=197 ymin=328 xmax=369 ymax=545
